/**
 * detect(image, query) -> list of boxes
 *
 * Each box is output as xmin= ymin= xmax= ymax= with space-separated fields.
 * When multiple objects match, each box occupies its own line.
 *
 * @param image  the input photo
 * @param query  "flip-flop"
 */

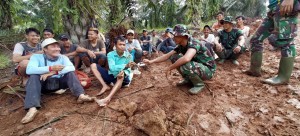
xmin=21 ymin=108 xmax=38 ymax=124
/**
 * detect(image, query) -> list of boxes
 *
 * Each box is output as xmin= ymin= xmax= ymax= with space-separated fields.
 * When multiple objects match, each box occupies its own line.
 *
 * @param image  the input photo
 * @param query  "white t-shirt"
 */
xmin=13 ymin=42 xmax=41 ymax=55
xmin=239 ymin=26 xmax=250 ymax=38
xmin=201 ymin=34 xmax=215 ymax=43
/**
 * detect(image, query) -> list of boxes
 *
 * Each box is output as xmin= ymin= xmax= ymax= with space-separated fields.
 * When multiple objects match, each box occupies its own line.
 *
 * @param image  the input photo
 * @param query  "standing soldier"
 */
xmin=245 ymin=0 xmax=299 ymax=85
xmin=143 ymin=24 xmax=216 ymax=94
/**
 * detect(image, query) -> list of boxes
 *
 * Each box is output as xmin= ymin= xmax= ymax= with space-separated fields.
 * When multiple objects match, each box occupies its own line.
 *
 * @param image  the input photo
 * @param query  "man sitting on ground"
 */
xmin=236 ymin=15 xmax=251 ymax=50
xmin=92 ymin=36 xmax=135 ymax=106
xmin=77 ymin=28 xmax=107 ymax=73
xmin=125 ymin=29 xmax=143 ymax=63
xmin=157 ymin=28 xmax=176 ymax=54
xmin=140 ymin=29 xmax=152 ymax=57
xmin=59 ymin=34 xmax=80 ymax=69
xmin=214 ymin=16 xmax=245 ymax=65
xmin=12 ymin=28 xmax=43 ymax=86
xmin=21 ymin=38 xmax=93 ymax=124
xmin=144 ymin=24 xmax=216 ymax=94
xmin=212 ymin=12 xmax=224 ymax=33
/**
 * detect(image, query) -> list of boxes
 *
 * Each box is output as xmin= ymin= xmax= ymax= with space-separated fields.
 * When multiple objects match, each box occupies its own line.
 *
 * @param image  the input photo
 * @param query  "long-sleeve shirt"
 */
xmin=107 ymin=50 xmax=133 ymax=78
xmin=26 ymin=54 xmax=75 ymax=78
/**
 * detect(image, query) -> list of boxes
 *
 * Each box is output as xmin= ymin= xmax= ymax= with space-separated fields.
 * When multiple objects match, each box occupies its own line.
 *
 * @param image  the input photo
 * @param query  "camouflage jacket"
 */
xmin=173 ymin=37 xmax=216 ymax=72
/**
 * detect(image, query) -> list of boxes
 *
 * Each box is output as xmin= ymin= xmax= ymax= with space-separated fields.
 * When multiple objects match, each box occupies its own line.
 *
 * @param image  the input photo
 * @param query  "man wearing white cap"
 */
xmin=125 ymin=29 xmax=143 ymax=63
xmin=21 ymin=38 xmax=94 ymax=124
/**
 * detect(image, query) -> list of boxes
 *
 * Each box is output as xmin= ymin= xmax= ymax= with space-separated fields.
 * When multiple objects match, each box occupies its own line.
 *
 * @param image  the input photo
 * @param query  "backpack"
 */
xmin=75 ymin=70 xmax=92 ymax=89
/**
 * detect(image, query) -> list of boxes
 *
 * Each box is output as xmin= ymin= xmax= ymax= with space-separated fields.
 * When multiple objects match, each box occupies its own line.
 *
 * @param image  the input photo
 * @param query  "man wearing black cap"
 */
xmin=214 ymin=16 xmax=245 ymax=66
xmin=157 ymin=28 xmax=176 ymax=54
xmin=140 ymin=29 xmax=152 ymax=57
xmin=59 ymin=34 xmax=80 ymax=69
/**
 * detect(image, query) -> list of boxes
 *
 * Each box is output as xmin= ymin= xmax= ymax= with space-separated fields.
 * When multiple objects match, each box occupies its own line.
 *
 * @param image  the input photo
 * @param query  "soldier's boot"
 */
xmin=245 ymin=52 xmax=263 ymax=77
xmin=188 ymin=74 xmax=205 ymax=95
xmin=215 ymin=51 xmax=226 ymax=64
xmin=262 ymin=57 xmax=295 ymax=85
xmin=176 ymin=68 xmax=191 ymax=86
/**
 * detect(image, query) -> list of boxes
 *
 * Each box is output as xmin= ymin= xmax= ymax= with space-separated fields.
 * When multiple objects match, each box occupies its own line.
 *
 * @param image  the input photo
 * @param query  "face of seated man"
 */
xmin=87 ymin=30 xmax=98 ymax=41
xmin=26 ymin=31 xmax=40 ymax=45
xmin=115 ymin=39 xmax=126 ymax=53
xmin=44 ymin=43 xmax=61 ymax=58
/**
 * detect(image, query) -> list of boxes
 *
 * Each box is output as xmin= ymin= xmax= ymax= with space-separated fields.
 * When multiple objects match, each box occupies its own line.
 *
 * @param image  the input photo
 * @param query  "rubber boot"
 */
xmin=215 ymin=51 xmax=226 ymax=64
xmin=262 ymin=57 xmax=295 ymax=85
xmin=245 ymin=52 xmax=263 ymax=77
xmin=176 ymin=68 xmax=191 ymax=86
xmin=188 ymin=74 xmax=205 ymax=94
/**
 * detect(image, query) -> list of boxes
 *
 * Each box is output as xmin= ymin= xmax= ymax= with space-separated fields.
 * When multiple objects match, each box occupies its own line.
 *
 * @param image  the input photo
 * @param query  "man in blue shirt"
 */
xmin=21 ymin=38 xmax=94 ymax=124
xmin=91 ymin=36 xmax=135 ymax=107
xmin=140 ymin=29 xmax=153 ymax=57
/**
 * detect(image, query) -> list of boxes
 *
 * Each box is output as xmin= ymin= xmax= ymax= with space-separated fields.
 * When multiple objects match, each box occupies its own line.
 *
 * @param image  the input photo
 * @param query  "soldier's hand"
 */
xmin=143 ymin=59 xmax=152 ymax=65
xmin=216 ymin=43 xmax=223 ymax=52
xmin=117 ymin=71 xmax=124 ymax=79
xmin=233 ymin=46 xmax=241 ymax=54
xmin=280 ymin=0 xmax=294 ymax=16
xmin=51 ymin=65 xmax=65 ymax=71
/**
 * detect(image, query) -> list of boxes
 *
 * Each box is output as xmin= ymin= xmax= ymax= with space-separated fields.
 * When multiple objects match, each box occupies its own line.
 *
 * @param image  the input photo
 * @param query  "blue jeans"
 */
xmin=96 ymin=65 xmax=130 ymax=86
xmin=24 ymin=72 xmax=84 ymax=110
xmin=141 ymin=43 xmax=152 ymax=54
xmin=130 ymin=49 xmax=143 ymax=63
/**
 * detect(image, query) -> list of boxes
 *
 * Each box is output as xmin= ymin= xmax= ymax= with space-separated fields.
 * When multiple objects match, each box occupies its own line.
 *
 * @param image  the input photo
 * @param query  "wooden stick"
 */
xmin=115 ymin=84 xmax=154 ymax=99
xmin=205 ymin=83 xmax=215 ymax=98
xmin=186 ymin=111 xmax=195 ymax=127
xmin=22 ymin=114 xmax=69 ymax=135
xmin=7 ymin=85 xmax=25 ymax=102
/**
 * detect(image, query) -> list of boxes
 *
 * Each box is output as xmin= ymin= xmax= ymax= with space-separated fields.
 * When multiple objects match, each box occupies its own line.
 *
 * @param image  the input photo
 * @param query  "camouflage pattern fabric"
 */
xmin=250 ymin=7 xmax=298 ymax=57
xmin=171 ymin=36 xmax=216 ymax=80
xmin=173 ymin=24 xmax=189 ymax=37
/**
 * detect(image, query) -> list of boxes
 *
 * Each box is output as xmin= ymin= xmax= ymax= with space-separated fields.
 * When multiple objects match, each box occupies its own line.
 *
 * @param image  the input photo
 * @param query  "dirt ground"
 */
xmin=1 ymin=26 xmax=300 ymax=136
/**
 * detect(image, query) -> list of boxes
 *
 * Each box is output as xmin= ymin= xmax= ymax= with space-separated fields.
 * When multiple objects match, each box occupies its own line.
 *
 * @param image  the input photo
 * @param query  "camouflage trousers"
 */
xmin=250 ymin=11 xmax=298 ymax=57
xmin=170 ymin=54 xmax=214 ymax=80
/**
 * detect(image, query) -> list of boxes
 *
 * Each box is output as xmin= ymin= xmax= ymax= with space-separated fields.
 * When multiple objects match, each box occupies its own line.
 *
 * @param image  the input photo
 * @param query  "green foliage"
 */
xmin=0 ymin=54 xmax=11 ymax=69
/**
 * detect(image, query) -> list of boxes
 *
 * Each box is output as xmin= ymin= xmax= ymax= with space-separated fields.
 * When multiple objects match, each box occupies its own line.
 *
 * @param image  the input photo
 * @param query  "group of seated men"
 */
xmin=13 ymin=2 xmax=298 ymax=123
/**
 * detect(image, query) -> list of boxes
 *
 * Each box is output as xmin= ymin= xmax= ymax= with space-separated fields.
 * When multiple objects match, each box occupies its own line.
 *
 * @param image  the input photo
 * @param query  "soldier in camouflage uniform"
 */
xmin=143 ymin=24 xmax=216 ymax=94
xmin=214 ymin=16 xmax=246 ymax=65
xmin=245 ymin=0 xmax=299 ymax=85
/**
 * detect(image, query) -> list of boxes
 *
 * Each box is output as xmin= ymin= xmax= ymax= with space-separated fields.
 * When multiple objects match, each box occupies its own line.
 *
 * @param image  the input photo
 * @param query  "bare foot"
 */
xmin=95 ymin=98 xmax=110 ymax=107
xmin=97 ymin=85 xmax=111 ymax=96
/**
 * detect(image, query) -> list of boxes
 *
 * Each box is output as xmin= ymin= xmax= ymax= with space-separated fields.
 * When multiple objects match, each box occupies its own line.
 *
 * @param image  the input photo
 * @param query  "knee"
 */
xmin=19 ymin=60 xmax=29 ymax=67
xmin=28 ymin=74 xmax=40 ymax=80
xmin=98 ymin=54 xmax=107 ymax=59
xmin=179 ymin=62 xmax=192 ymax=75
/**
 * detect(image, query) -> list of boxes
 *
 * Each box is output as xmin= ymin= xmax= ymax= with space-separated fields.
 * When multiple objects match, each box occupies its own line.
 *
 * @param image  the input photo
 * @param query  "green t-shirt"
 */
xmin=173 ymin=37 xmax=216 ymax=72
xmin=217 ymin=28 xmax=243 ymax=49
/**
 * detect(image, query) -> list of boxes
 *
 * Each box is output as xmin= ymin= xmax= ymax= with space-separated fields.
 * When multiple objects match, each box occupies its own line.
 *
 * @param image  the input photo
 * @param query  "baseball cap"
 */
xmin=59 ymin=34 xmax=69 ymax=40
xmin=165 ymin=28 xmax=174 ymax=35
xmin=127 ymin=29 xmax=135 ymax=35
xmin=41 ymin=38 xmax=59 ymax=48
xmin=142 ymin=29 xmax=147 ymax=32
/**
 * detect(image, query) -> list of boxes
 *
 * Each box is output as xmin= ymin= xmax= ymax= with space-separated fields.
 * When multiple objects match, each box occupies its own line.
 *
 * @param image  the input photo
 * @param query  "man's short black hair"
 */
xmin=25 ymin=28 xmax=40 ymax=35
xmin=43 ymin=28 xmax=54 ymax=34
xmin=114 ymin=35 xmax=126 ymax=45
xmin=203 ymin=25 xmax=211 ymax=30
xmin=216 ymin=11 xmax=224 ymax=16
xmin=236 ymin=15 xmax=246 ymax=20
